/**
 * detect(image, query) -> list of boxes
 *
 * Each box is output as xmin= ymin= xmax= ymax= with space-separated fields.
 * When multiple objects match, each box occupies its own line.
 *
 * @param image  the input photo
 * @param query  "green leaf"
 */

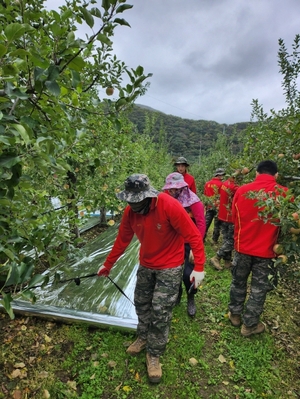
xmin=45 ymin=80 xmax=61 ymax=96
xmin=101 ymin=0 xmax=110 ymax=11
xmin=116 ymin=4 xmax=133 ymax=13
xmin=21 ymin=290 xmax=36 ymax=303
xmin=90 ymin=7 xmax=102 ymax=18
xmin=4 ymin=23 xmax=26 ymax=42
xmin=27 ymin=274 xmax=46 ymax=289
xmin=0 ymin=293 xmax=15 ymax=319
xmin=47 ymin=65 xmax=60 ymax=81
xmin=2 ymin=64 xmax=19 ymax=76
xmin=0 ymin=44 xmax=7 ymax=57
xmin=136 ymin=65 xmax=144 ymax=76
xmin=9 ymin=49 xmax=30 ymax=58
xmin=81 ymin=7 xmax=94 ymax=28
xmin=13 ymin=124 xmax=31 ymax=145
xmin=0 ymin=154 xmax=21 ymax=168
xmin=97 ymin=33 xmax=112 ymax=46
xmin=113 ymin=18 xmax=131 ymax=27
xmin=67 ymin=56 xmax=86 ymax=72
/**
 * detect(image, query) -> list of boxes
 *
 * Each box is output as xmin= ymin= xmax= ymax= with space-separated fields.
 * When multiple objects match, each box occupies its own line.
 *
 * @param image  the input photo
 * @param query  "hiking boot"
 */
xmin=126 ymin=337 xmax=147 ymax=356
xmin=146 ymin=353 xmax=162 ymax=383
xmin=228 ymin=312 xmax=241 ymax=327
xmin=241 ymin=322 xmax=265 ymax=337
xmin=187 ymin=293 xmax=196 ymax=317
xmin=210 ymin=256 xmax=223 ymax=270
xmin=224 ymin=260 xmax=233 ymax=269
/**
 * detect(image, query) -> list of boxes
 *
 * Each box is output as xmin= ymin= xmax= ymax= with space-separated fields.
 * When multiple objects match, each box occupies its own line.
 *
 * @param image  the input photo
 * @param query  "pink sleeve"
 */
xmin=190 ymin=201 xmax=206 ymax=239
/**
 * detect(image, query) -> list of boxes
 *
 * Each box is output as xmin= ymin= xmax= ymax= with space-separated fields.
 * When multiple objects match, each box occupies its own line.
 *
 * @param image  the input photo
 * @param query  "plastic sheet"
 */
xmin=2 ymin=225 xmax=139 ymax=331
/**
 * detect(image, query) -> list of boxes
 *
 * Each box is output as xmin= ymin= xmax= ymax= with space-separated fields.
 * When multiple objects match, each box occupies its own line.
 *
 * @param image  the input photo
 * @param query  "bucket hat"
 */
xmin=214 ymin=168 xmax=226 ymax=176
xmin=162 ymin=172 xmax=188 ymax=190
xmin=116 ymin=174 xmax=159 ymax=203
xmin=174 ymin=156 xmax=190 ymax=167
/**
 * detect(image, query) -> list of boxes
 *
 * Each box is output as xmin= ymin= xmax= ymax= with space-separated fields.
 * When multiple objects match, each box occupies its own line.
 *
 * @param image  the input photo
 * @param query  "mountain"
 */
xmin=127 ymin=104 xmax=250 ymax=162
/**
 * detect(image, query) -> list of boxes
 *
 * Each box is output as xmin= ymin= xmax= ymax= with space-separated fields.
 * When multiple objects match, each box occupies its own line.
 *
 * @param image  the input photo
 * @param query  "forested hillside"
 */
xmin=127 ymin=104 xmax=250 ymax=161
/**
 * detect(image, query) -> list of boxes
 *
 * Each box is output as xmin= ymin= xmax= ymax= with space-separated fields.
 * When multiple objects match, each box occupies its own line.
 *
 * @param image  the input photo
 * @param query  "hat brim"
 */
xmin=215 ymin=172 xmax=226 ymax=176
xmin=116 ymin=186 xmax=160 ymax=203
xmin=162 ymin=181 xmax=188 ymax=190
xmin=174 ymin=162 xmax=189 ymax=167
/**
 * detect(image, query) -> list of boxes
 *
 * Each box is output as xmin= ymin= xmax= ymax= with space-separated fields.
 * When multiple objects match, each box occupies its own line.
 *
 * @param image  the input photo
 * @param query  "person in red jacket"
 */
xmin=162 ymin=172 xmax=205 ymax=317
xmin=174 ymin=156 xmax=197 ymax=193
xmin=228 ymin=160 xmax=288 ymax=337
xmin=203 ymin=168 xmax=226 ymax=243
xmin=210 ymin=173 xmax=240 ymax=270
xmin=97 ymin=174 xmax=205 ymax=383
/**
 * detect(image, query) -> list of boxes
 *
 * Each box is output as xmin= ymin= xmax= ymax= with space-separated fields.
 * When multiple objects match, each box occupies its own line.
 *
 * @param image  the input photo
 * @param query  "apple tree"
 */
xmin=0 ymin=0 xmax=153 ymax=315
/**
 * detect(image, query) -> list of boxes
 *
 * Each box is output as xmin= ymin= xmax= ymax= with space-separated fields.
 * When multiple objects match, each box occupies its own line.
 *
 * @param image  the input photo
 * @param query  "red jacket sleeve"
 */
xmin=190 ymin=201 xmax=206 ymax=239
xmin=103 ymin=207 xmax=134 ymax=270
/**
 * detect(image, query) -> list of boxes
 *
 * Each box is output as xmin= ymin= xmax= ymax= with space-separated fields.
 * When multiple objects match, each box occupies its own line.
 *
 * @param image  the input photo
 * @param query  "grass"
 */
xmin=0 ymin=233 xmax=299 ymax=399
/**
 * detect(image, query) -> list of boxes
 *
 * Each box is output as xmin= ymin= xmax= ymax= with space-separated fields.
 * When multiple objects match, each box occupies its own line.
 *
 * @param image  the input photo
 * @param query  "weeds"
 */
xmin=0 ymin=237 xmax=299 ymax=398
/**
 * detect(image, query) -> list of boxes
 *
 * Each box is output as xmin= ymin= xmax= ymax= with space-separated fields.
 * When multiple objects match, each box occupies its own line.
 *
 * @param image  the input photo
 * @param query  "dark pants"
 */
xmin=181 ymin=243 xmax=197 ymax=295
xmin=217 ymin=221 xmax=234 ymax=261
xmin=204 ymin=209 xmax=222 ymax=242
xmin=134 ymin=264 xmax=182 ymax=356
xmin=228 ymin=252 xmax=276 ymax=327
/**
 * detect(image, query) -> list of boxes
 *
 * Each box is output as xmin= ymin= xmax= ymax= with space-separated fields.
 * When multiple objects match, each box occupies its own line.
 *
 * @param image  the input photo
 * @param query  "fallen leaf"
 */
xmin=14 ymin=362 xmax=25 ymax=368
xmin=90 ymin=373 xmax=95 ymax=380
xmin=44 ymin=335 xmax=52 ymax=343
xmin=218 ymin=354 xmax=227 ymax=363
xmin=123 ymin=386 xmax=132 ymax=392
xmin=222 ymin=381 xmax=229 ymax=385
xmin=67 ymin=380 xmax=77 ymax=390
xmin=43 ymin=390 xmax=50 ymax=399
xmin=12 ymin=390 xmax=22 ymax=399
xmin=189 ymin=357 xmax=198 ymax=366
xmin=38 ymin=371 xmax=49 ymax=379
xmin=108 ymin=360 xmax=117 ymax=368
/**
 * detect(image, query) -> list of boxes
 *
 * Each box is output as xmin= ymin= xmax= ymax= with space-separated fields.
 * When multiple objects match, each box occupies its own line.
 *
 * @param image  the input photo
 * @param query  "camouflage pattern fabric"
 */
xmin=228 ymin=251 xmax=276 ymax=327
xmin=116 ymin=174 xmax=159 ymax=203
xmin=134 ymin=264 xmax=182 ymax=356
xmin=204 ymin=210 xmax=222 ymax=242
xmin=217 ymin=221 xmax=234 ymax=260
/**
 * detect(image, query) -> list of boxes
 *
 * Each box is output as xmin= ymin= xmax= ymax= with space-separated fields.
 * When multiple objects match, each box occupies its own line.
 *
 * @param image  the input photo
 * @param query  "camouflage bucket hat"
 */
xmin=174 ymin=156 xmax=190 ymax=166
xmin=116 ymin=174 xmax=160 ymax=203
xmin=214 ymin=168 xmax=226 ymax=176
xmin=162 ymin=172 xmax=188 ymax=190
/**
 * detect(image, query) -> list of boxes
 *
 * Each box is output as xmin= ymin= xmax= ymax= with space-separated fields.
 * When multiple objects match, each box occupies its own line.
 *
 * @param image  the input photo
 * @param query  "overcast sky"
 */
xmin=51 ymin=1 xmax=300 ymax=124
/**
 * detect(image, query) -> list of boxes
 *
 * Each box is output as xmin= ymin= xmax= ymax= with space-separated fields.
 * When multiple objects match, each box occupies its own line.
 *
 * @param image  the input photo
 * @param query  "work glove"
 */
xmin=190 ymin=270 xmax=205 ymax=288
xmin=97 ymin=265 xmax=110 ymax=277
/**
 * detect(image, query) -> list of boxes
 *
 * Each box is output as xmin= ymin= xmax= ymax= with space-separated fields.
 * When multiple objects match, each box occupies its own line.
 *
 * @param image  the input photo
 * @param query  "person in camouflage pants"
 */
xmin=228 ymin=160 xmax=288 ymax=337
xmin=97 ymin=174 xmax=206 ymax=383
xmin=229 ymin=252 xmax=276 ymax=327
xmin=134 ymin=265 xmax=183 ymax=356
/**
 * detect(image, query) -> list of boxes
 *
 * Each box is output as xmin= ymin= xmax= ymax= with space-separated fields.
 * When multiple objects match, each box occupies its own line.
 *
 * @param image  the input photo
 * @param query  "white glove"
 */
xmin=190 ymin=270 xmax=205 ymax=288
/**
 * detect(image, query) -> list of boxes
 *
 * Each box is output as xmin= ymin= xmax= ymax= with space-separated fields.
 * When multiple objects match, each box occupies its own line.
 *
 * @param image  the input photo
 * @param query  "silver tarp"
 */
xmin=1 ymin=225 xmax=139 ymax=331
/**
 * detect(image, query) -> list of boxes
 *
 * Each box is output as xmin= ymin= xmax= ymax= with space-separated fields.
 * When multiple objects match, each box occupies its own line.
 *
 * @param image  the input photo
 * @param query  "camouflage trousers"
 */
xmin=204 ymin=209 xmax=222 ymax=242
xmin=217 ymin=221 xmax=234 ymax=261
xmin=134 ymin=264 xmax=182 ymax=356
xmin=228 ymin=252 xmax=276 ymax=327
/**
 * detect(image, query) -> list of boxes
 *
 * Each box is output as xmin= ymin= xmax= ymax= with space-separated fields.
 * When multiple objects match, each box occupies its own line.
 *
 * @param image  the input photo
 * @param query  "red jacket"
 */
xmin=218 ymin=178 xmax=239 ymax=222
xmin=104 ymin=193 xmax=205 ymax=272
xmin=204 ymin=177 xmax=223 ymax=209
xmin=182 ymin=172 xmax=197 ymax=193
xmin=232 ymin=174 xmax=288 ymax=258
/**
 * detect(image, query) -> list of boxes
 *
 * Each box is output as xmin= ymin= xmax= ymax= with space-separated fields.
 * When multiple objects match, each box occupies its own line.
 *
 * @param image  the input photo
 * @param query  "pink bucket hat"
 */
xmin=162 ymin=172 xmax=188 ymax=190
